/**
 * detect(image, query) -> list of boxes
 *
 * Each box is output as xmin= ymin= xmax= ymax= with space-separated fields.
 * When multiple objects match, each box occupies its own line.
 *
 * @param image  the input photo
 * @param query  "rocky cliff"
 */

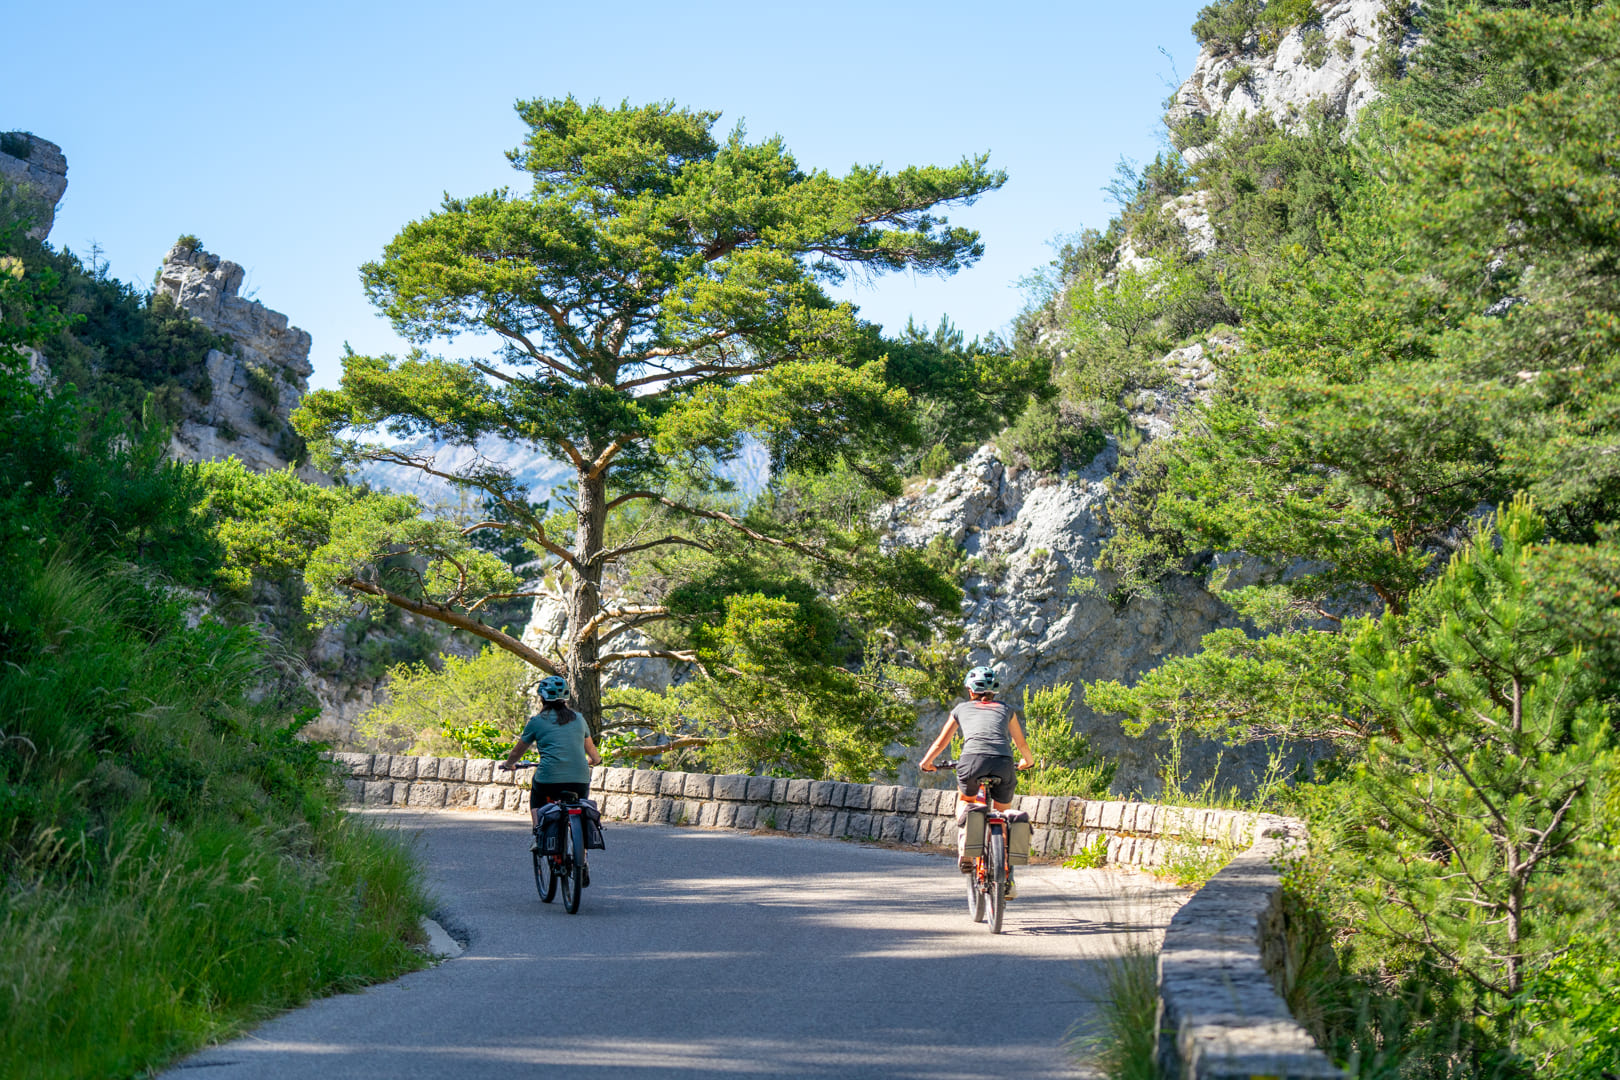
xmin=0 ymin=132 xmax=68 ymax=240
xmin=155 ymin=242 xmax=331 ymax=484
xmin=1167 ymin=0 xmax=1416 ymax=162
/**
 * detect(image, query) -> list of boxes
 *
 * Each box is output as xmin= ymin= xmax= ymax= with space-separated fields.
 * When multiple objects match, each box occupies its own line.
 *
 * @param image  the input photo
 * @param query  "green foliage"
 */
xmin=0 ymin=225 xmax=232 ymax=428
xmin=1192 ymin=0 xmax=1318 ymax=56
xmin=0 ymin=332 xmax=427 ymax=1076
xmin=883 ymin=316 xmax=1046 ymax=477
xmin=357 ymin=646 xmax=533 ymax=757
xmin=997 ymin=394 xmax=1102 ymax=472
xmin=1071 ymin=937 xmax=1161 ymax=1080
xmin=0 ymin=131 xmax=32 ymax=160
xmin=1019 ymin=683 xmax=1115 ymax=798
xmin=1063 ymin=833 xmax=1110 ymax=869
xmin=293 ymin=96 xmax=1000 ymax=742
xmin=1086 ymin=625 xmax=1363 ymax=747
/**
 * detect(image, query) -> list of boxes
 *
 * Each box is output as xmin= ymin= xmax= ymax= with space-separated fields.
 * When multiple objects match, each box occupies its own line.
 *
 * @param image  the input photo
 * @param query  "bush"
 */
xmin=356 ymin=646 xmax=533 ymax=757
xmin=1019 ymin=683 xmax=1116 ymax=798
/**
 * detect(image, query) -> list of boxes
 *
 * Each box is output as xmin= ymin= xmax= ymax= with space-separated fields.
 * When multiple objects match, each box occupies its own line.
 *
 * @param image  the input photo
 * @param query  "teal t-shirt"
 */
xmin=520 ymin=707 xmax=591 ymax=784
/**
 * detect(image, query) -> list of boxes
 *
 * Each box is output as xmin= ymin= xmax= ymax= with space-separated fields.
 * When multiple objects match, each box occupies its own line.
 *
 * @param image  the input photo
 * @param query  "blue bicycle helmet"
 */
xmin=536 ymin=675 xmax=570 ymax=702
xmin=964 ymin=665 xmax=1000 ymax=694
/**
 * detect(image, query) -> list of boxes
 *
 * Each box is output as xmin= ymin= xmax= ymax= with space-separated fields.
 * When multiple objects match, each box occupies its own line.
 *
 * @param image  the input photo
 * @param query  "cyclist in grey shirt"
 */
xmin=921 ymin=665 xmax=1035 ymax=888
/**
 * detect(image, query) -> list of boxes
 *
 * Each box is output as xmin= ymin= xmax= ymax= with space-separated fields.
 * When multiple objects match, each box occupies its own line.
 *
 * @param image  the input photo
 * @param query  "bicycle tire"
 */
xmin=987 ymin=829 xmax=1006 ymax=934
xmin=967 ymin=860 xmax=986 ymax=922
xmin=533 ymin=845 xmax=557 ymax=903
xmin=561 ymin=815 xmax=585 ymax=913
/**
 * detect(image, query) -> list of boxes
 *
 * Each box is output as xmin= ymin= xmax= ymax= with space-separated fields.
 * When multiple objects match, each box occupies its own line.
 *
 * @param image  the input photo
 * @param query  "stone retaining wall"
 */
xmin=330 ymin=753 xmax=1276 ymax=867
xmin=1157 ymin=821 xmax=1345 ymax=1079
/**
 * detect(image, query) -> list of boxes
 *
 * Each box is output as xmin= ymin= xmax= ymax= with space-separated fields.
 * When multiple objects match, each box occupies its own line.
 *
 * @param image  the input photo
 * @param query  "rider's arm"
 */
xmin=919 ymin=717 xmax=959 ymax=772
xmin=1008 ymin=715 xmax=1035 ymax=770
xmin=499 ymin=737 xmax=533 ymax=771
xmin=584 ymin=735 xmax=604 ymax=768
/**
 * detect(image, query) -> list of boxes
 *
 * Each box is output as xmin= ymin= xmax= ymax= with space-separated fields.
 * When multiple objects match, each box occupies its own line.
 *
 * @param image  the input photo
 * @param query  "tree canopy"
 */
xmin=289 ymin=97 xmax=1004 ymax=763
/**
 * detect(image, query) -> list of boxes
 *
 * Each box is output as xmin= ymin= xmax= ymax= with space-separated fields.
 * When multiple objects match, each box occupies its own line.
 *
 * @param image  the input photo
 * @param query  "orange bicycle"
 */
xmin=936 ymin=758 xmax=1016 ymax=934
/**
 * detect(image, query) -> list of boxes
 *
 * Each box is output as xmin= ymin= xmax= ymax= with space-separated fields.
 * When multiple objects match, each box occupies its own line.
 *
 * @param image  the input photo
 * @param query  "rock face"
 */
xmin=878 ymin=444 xmax=1273 ymax=795
xmin=1168 ymin=0 xmax=1413 ymax=160
xmin=155 ymin=242 xmax=330 ymax=484
xmin=0 ymin=133 xmax=68 ymax=240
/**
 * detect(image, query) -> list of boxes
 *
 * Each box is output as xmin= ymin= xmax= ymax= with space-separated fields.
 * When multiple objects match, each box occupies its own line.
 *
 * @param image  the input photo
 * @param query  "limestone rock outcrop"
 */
xmin=879 ymin=442 xmax=1270 ymax=795
xmin=0 ymin=132 xmax=68 ymax=240
xmin=1167 ymin=0 xmax=1415 ymax=162
xmin=155 ymin=242 xmax=330 ymax=484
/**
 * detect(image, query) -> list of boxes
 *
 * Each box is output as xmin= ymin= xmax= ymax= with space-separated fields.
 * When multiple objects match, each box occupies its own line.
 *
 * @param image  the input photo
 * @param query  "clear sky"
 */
xmin=9 ymin=0 xmax=1200 ymax=390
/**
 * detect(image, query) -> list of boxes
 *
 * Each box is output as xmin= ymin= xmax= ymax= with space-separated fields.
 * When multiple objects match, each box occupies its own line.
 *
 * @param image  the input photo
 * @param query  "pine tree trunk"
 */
xmin=567 ymin=466 xmax=607 ymax=739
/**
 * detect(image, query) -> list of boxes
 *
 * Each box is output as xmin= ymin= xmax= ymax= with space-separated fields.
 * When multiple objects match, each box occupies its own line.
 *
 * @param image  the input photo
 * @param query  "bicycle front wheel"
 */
xmin=534 ymin=845 xmax=557 ymax=903
xmin=986 ymin=829 xmax=1006 ymax=934
xmin=561 ymin=815 xmax=585 ymax=913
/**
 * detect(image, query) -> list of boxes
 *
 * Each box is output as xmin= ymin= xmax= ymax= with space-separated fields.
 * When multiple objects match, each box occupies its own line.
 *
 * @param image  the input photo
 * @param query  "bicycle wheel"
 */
xmin=986 ymin=828 xmax=1006 ymax=934
xmin=534 ymin=843 xmax=557 ymax=903
xmin=561 ymin=815 xmax=585 ymax=913
xmin=966 ymin=855 xmax=986 ymax=922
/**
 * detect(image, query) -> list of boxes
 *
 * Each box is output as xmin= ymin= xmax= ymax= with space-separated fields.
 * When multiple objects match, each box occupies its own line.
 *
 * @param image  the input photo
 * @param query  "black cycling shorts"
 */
xmin=956 ymin=754 xmax=1017 ymax=804
xmin=531 ymin=780 xmax=591 ymax=803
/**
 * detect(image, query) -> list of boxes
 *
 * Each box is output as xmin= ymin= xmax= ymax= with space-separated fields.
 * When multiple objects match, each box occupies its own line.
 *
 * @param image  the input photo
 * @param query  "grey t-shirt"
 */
xmin=520 ymin=707 xmax=591 ymax=784
xmin=949 ymin=699 xmax=1015 ymax=759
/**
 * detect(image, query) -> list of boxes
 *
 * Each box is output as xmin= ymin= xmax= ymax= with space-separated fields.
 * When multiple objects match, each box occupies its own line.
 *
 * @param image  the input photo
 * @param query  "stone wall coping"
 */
xmin=1157 ymin=837 xmax=1345 ymax=1080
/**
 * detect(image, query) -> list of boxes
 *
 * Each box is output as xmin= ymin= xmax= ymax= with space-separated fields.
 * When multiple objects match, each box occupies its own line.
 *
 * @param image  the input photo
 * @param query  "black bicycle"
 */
xmin=512 ymin=764 xmax=589 ymax=914
xmin=935 ymin=758 xmax=1014 ymax=934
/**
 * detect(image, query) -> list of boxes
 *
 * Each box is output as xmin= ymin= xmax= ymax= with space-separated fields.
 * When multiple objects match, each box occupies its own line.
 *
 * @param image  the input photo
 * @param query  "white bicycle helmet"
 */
xmin=964 ymin=665 xmax=1000 ymax=694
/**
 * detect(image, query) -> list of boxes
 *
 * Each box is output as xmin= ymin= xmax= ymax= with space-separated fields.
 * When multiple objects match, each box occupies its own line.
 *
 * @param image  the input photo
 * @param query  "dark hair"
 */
xmin=543 ymin=698 xmax=575 ymax=725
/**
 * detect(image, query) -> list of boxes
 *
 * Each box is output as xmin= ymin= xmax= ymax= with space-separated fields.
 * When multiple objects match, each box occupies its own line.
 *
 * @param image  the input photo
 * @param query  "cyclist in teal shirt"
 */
xmin=499 ymin=676 xmax=603 ymax=846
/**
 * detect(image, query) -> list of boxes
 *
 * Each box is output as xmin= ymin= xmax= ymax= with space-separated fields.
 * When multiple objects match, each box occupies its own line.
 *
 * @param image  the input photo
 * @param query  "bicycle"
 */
xmin=934 ymin=758 xmax=1015 ymax=934
xmin=511 ymin=763 xmax=590 ymax=914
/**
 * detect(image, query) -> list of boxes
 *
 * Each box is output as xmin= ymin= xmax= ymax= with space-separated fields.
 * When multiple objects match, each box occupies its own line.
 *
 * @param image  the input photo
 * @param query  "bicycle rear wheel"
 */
xmin=986 ymin=829 xmax=1006 ymax=934
xmin=533 ymin=844 xmax=557 ymax=903
xmin=561 ymin=816 xmax=585 ymax=913
xmin=967 ymin=861 xmax=986 ymax=922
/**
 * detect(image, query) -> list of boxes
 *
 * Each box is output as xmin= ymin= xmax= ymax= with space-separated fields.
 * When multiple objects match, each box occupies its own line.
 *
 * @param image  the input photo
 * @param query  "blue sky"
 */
xmin=9 ymin=0 xmax=1199 ymax=390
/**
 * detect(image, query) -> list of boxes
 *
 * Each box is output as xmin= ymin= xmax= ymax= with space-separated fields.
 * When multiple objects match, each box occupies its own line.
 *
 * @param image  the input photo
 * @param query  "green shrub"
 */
xmin=1064 ymin=833 xmax=1110 ymax=869
xmin=1020 ymin=683 xmax=1116 ymax=798
xmin=0 ymin=131 xmax=31 ymax=160
xmin=997 ymin=393 xmax=1103 ymax=473
xmin=357 ymin=646 xmax=533 ymax=757
xmin=917 ymin=441 xmax=954 ymax=479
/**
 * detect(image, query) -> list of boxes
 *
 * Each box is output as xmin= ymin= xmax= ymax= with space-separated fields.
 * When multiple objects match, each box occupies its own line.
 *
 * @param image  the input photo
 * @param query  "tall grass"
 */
xmin=0 ymin=560 xmax=430 ymax=1079
xmin=1071 ymin=936 xmax=1161 ymax=1080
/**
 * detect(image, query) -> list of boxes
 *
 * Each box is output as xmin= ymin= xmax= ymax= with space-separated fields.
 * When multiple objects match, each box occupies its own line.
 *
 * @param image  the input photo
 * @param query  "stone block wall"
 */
xmin=328 ymin=754 xmax=1268 ymax=868
xmin=1156 ymin=822 xmax=1345 ymax=1079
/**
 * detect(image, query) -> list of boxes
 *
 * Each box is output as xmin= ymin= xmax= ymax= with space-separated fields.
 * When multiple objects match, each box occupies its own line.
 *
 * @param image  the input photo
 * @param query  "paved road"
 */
xmin=168 ymin=810 xmax=1184 ymax=1079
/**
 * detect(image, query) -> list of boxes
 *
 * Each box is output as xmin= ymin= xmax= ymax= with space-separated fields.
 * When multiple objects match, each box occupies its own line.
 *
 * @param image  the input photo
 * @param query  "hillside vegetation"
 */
xmin=0 ymin=236 xmax=430 ymax=1079
xmin=1029 ymin=1 xmax=1619 ymax=1075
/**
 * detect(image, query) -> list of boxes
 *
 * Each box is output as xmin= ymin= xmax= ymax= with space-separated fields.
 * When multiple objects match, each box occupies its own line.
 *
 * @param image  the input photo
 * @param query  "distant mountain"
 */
xmin=356 ymin=436 xmax=773 ymax=509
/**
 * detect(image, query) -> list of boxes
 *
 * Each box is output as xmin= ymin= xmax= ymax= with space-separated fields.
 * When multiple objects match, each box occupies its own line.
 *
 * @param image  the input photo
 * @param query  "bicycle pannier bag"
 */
xmin=536 ymin=802 xmax=567 ymax=856
xmin=1004 ymin=809 xmax=1032 ymax=866
xmin=958 ymin=803 xmax=987 ymax=858
xmin=579 ymin=798 xmax=606 ymax=850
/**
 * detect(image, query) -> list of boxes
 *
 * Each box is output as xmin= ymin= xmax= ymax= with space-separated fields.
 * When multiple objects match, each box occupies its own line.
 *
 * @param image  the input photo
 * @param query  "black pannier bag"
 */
xmin=536 ymin=802 xmax=568 ymax=856
xmin=579 ymin=798 xmax=606 ymax=850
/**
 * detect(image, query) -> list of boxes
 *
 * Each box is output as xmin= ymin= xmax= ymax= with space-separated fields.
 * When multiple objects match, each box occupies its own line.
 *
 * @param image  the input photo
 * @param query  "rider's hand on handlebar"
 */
xmin=920 ymin=760 xmax=936 ymax=773
xmin=497 ymin=762 xmax=512 ymax=772
xmin=1017 ymin=758 xmax=1035 ymax=771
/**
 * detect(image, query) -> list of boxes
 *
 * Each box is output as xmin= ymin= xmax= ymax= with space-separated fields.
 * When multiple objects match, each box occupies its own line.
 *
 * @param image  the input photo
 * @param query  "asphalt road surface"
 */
xmin=167 ymin=809 xmax=1185 ymax=1080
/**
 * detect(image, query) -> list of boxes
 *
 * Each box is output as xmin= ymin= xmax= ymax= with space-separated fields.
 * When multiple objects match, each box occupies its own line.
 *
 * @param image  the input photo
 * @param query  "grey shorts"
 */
xmin=956 ymin=754 xmax=1017 ymax=803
